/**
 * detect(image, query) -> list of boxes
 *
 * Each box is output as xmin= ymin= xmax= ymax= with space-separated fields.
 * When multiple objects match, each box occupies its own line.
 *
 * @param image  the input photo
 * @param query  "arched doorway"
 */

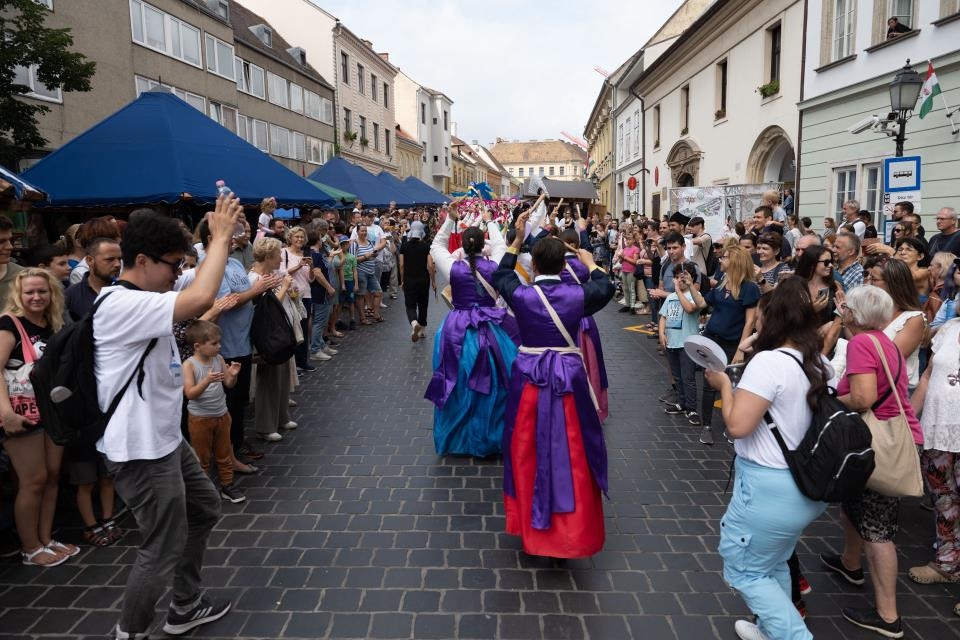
xmin=667 ymin=140 xmax=701 ymax=187
xmin=746 ymin=126 xmax=796 ymax=188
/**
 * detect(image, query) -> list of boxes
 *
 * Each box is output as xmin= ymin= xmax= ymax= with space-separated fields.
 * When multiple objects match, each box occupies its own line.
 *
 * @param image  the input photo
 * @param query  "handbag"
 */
xmin=2 ymin=315 xmax=41 ymax=430
xmin=862 ymin=334 xmax=923 ymax=498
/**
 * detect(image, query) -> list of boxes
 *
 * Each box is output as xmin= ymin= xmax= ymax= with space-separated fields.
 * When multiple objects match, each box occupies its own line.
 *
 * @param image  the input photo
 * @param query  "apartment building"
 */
xmin=394 ymin=71 xmax=454 ymax=194
xmin=395 ymin=125 xmax=424 ymax=181
xmin=488 ymin=139 xmax=587 ymax=183
xmin=16 ymin=0 xmax=335 ymax=175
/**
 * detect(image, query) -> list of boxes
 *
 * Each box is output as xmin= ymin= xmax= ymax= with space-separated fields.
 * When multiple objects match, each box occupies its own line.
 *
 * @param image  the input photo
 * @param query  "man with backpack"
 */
xmin=94 ymin=197 xmax=241 ymax=639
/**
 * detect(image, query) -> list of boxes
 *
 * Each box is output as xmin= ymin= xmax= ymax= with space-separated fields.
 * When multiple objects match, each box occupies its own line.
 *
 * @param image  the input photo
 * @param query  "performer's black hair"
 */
xmin=462 ymin=226 xmax=485 ymax=284
xmin=531 ymin=237 xmax=566 ymax=275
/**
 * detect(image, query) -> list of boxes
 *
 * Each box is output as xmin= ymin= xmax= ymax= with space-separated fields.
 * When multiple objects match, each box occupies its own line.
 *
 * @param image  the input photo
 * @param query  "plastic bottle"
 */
xmin=216 ymin=180 xmax=246 ymax=239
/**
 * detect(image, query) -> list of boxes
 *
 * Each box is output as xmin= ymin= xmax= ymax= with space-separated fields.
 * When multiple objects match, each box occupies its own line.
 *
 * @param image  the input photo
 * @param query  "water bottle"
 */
xmin=216 ymin=180 xmax=246 ymax=240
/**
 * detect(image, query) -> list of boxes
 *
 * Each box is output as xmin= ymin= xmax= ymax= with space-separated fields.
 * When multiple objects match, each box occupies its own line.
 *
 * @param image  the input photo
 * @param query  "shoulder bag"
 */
xmin=862 ymin=334 xmax=923 ymax=497
xmin=1 ymin=315 xmax=41 ymax=430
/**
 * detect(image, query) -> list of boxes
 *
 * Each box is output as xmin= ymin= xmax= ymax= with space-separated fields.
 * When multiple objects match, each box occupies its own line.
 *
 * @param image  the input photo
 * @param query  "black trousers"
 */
xmin=404 ymin=281 xmax=429 ymax=327
xmin=224 ymin=353 xmax=253 ymax=451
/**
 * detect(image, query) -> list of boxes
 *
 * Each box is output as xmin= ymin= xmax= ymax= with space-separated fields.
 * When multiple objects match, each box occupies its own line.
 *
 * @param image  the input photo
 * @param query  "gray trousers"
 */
xmin=254 ymin=360 xmax=290 ymax=435
xmin=104 ymin=442 xmax=221 ymax=634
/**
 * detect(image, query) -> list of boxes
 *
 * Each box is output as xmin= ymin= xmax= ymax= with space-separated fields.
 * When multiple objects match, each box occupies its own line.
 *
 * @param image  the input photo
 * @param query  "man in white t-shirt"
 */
xmin=843 ymin=199 xmax=866 ymax=238
xmin=95 ymin=197 xmax=241 ymax=640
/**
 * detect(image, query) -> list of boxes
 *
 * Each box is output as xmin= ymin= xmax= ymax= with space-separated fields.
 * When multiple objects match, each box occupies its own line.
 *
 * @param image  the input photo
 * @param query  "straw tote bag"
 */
xmin=862 ymin=334 xmax=923 ymax=498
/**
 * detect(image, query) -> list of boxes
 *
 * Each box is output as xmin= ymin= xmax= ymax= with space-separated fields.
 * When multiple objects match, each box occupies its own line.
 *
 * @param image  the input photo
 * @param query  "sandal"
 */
xmin=908 ymin=562 xmax=960 ymax=584
xmin=45 ymin=540 xmax=80 ymax=557
xmin=234 ymin=463 xmax=260 ymax=475
xmin=83 ymin=525 xmax=114 ymax=547
xmin=22 ymin=546 xmax=68 ymax=567
xmin=103 ymin=520 xmax=124 ymax=544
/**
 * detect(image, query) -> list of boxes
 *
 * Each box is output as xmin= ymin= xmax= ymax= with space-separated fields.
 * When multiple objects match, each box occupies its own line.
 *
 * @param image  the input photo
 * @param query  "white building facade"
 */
xmin=634 ymin=0 xmax=803 ymax=217
xmin=798 ymin=0 xmax=960 ymax=226
xmin=394 ymin=71 xmax=453 ymax=194
xmin=611 ymin=54 xmax=645 ymax=215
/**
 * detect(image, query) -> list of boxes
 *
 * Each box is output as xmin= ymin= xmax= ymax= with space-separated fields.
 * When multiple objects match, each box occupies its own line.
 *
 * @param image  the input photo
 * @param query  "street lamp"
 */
xmin=889 ymin=59 xmax=924 ymax=157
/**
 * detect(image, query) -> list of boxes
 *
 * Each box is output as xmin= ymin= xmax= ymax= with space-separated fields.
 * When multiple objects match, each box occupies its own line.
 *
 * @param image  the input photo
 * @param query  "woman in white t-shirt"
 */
xmin=704 ymin=277 xmax=832 ymax=640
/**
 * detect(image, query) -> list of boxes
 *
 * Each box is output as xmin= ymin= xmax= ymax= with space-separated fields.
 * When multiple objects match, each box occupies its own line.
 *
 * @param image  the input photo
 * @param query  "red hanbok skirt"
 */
xmin=504 ymin=383 xmax=605 ymax=558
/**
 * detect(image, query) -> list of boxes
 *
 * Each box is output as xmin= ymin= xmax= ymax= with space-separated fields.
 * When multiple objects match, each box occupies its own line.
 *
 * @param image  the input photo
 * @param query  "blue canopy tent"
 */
xmin=402 ymin=176 xmax=449 ymax=205
xmin=0 ymin=165 xmax=46 ymax=203
xmin=22 ymin=89 xmax=334 ymax=208
xmin=307 ymin=157 xmax=397 ymax=208
xmin=374 ymin=171 xmax=419 ymax=207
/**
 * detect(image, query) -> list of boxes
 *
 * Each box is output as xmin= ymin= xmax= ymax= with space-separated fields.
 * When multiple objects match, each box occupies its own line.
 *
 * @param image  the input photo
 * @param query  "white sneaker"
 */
xmin=310 ymin=351 xmax=332 ymax=361
xmin=734 ymin=620 xmax=770 ymax=640
xmin=281 ymin=421 xmax=298 ymax=430
xmin=256 ymin=432 xmax=282 ymax=442
xmin=411 ymin=320 xmax=420 ymax=343
xmin=380 ymin=302 xmax=388 ymax=308
xmin=323 ymin=346 xmax=338 ymax=355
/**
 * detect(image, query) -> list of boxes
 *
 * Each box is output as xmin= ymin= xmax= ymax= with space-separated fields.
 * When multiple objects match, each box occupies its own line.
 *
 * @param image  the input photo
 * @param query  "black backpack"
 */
xmin=766 ymin=351 xmax=876 ymax=503
xmin=250 ymin=292 xmax=297 ymax=364
xmin=32 ymin=292 xmax=157 ymax=448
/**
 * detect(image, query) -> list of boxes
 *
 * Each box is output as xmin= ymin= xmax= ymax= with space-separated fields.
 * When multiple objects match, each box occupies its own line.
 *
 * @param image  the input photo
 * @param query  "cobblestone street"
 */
xmin=1 ymin=300 xmax=959 ymax=639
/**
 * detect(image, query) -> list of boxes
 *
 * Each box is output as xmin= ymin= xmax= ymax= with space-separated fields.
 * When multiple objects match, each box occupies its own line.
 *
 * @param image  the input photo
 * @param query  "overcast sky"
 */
xmin=312 ymin=0 xmax=685 ymax=147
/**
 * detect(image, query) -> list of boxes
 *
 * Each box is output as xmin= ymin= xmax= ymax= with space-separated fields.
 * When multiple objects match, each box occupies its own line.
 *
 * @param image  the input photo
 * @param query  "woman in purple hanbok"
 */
xmin=559 ymin=228 xmax=609 ymax=422
xmin=424 ymin=209 xmax=519 ymax=457
xmin=493 ymin=213 xmax=615 ymax=558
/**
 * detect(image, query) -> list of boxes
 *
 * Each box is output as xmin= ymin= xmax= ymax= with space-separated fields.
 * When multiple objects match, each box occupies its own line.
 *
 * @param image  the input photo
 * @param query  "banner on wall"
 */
xmin=668 ymin=183 xmax=780 ymax=239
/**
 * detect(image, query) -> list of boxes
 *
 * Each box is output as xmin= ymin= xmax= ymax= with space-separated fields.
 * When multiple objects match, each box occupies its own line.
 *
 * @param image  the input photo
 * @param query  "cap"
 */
xmin=408 ymin=221 xmax=426 ymax=239
xmin=338 ymin=234 xmax=350 ymax=244
xmin=669 ymin=211 xmax=691 ymax=226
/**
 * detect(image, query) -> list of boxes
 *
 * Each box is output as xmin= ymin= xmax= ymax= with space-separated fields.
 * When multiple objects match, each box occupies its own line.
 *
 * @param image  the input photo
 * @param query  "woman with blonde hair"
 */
xmin=698 ymin=245 xmax=760 ymax=445
xmin=0 ymin=269 xmax=77 ymax=566
xmin=257 ymin=197 xmax=277 ymax=239
xmin=281 ymin=226 xmax=315 ymax=372
xmin=63 ymin=224 xmax=84 ymax=270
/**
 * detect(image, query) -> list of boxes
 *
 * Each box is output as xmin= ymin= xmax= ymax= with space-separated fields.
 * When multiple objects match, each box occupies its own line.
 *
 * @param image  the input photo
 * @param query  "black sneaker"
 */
xmin=618 ymin=306 xmax=633 ymax=313
xmin=841 ymin=607 xmax=903 ymax=638
xmin=220 ymin=485 xmax=246 ymax=504
xmin=162 ymin=597 xmax=231 ymax=635
xmin=686 ymin=410 xmax=701 ymax=425
xmin=664 ymin=403 xmax=685 ymax=415
xmin=699 ymin=426 xmax=714 ymax=446
xmin=821 ymin=553 xmax=865 ymax=586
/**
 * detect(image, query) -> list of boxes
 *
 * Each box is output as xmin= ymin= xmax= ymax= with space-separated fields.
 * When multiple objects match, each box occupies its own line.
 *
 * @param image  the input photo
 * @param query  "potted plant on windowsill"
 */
xmin=756 ymin=79 xmax=780 ymax=98
xmin=360 ymin=137 xmax=369 ymax=148
xmin=715 ymin=109 xmax=726 ymax=120
xmin=343 ymin=130 xmax=357 ymax=145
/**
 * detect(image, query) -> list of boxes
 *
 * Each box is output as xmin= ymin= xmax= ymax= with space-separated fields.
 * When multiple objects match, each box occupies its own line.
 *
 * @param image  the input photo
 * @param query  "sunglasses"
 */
xmin=149 ymin=255 xmax=185 ymax=272
xmin=893 ymin=227 xmax=903 ymax=233
xmin=818 ymin=259 xmax=833 ymax=265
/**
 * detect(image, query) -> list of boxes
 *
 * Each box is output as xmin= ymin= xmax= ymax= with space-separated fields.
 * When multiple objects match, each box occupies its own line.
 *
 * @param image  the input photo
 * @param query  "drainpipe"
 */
xmin=631 ymin=88 xmax=646 ymax=216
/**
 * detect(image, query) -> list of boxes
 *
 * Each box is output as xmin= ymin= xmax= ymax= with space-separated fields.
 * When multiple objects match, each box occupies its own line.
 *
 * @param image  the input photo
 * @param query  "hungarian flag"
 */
xmin=918 ymin=62 xmax=941 ymax=119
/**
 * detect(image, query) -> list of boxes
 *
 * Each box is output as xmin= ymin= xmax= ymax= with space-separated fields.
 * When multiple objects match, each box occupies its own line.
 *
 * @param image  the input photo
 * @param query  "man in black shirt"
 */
xmin=64 ymin=238 xmax=122 ymax=320
xmin=927 ymin=207 xmax=960 ymax=257
xmin=400 ymin=221 xmax=433 ymax=342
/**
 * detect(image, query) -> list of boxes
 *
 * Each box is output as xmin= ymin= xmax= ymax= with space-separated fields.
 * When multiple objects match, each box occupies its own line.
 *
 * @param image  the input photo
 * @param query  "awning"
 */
xmin=401 ymin=176 xmax=450 ymax=205
xmin=307 ymin=157 xmax=399 ymax=208
xmin=0 ymin=165 xmax=46 ymax=202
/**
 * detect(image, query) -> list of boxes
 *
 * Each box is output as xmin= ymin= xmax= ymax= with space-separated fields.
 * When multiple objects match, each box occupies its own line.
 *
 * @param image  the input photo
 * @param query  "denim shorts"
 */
xmin=357 ymin=271 xmax=381 ymax=294
xmin=340 ymin=280 xmax=355 ymax=304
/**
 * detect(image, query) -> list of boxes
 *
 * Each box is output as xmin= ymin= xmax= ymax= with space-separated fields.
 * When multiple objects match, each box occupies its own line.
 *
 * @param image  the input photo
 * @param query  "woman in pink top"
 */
xmin=619 ymin=235 xmax=640 ymax=314
xmin=822 ymin=285 xmax=921 ymax=638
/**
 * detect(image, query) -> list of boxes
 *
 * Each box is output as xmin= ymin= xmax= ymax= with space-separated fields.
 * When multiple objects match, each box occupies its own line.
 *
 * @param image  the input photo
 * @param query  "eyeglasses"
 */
xmin=149 ymin=255 xmax=185 ymax=273
xmin=817 ymin=259 xmax=833 ymax=265
xmin=892 ymin=227 xmax=903 ymax=233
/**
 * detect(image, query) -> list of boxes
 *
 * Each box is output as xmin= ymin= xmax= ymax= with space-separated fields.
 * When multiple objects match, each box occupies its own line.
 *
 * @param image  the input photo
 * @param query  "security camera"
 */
xmin=849 ymin=115 xmax=880 ymax=135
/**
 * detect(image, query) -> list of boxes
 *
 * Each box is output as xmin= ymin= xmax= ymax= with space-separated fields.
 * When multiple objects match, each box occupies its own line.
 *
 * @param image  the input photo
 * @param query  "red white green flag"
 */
xmin=918 ymin=62 xmax=941 ymax=119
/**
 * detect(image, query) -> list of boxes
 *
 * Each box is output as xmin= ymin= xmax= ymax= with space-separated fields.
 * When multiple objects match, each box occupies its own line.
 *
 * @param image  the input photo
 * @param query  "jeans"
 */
xmin=104 ymin=442 xmax=221 ymax=635
xmin=404 ymin=281 xmax=430 ymax=327
xmin=665 ymin=347 xmax=698 ymax=411
xmin=621 ymin=271 xmax=637 ymax=308
xmin=223 ymin=354 xmax=252 ymax=451
xmin=700 ymin=334 xmax=738 ymax=427
xmin=311 ymin=299 xmax=332 ymax=354
xmin=720 ymin=457 xmax=826 ymax=640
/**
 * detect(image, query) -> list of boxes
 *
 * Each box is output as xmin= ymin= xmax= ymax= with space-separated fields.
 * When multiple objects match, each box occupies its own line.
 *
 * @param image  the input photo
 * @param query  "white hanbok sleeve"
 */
xmin=524 ymin=201 xmax=548 ymax=242
xmin=486 ymin=220 xmax=507 ymax=263
xmin=430 ymin=218 xmax=457 ymax=281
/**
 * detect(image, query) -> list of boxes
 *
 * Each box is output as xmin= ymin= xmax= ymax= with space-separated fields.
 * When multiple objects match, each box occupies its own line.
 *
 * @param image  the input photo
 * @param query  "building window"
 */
xmin=549 ymin=166 xmax=555 ymax=176
xmin=234 ymin=58 xmax=265 ymax=99
xmin=13 ymin=64 xmax=61 ymax=102
xmin=204 ymin=34 xmax=235 ymax=80
xmin=834 ymin=167 xmax=857 ymax=219
xmin=236 ymin=114 xmax=268 ymax=152
xmin=304 ymin=90 xmax=320 ymax=119
xmin=129 ymin=0 xmax=201 ymax=67
xmin=267 ymin=72 xmax=288 ymax=109
xmin=385 ymin=130 xmax=391 ymax=156
xmin=716 ymin=60 xmax=727 ymax=115
xmin=357 ymin=63 xmax=364 ymax=94
xmin=371 ymin=73 xmax=378 ymax=102
xmin=680 ymin=85 xmax=690 ymax=133
xmin=359 ymin=116 xmax=367 ymax=143
xmin=383 ymin=82 xmax=389 ymax=108
xmin=321 ymin=97 xmax=334 ymax=125
xmin=292 ymin=131 xmax=306 ymax=161
xmin=863 ymin=164 xmax=883 ymax=217
xmin=633 ymin=109 xmax=640 ymax=156
xmin=833 ymin=0 xmax=856 ymax=61
xmin=373 ymin=123 xmax=380 ymax=151
xmin=289 ymin=83 xmax=303 ymax=113
xmin=889 ymin=0 xmax=913 ymax=27
xmin=307 ymin=136 xmax=323 ymax=164
xmin=340 ymin=51 xmax=349 ymax=83
xmin=421 ymin=103 xmax=426 ymax=125
xmin=624 ymin=117 xmax=631 ymax=164
xmin=208 ymin=101 xmax=237 ymax=134
xmin=942 ymin=0 xmax=960 ymax=18
xmin=134 ymin=75 xmax=203 ymax=111
xmin=443 ymin=110 xmax=448 ymax=131
xmin=768 ymin=25 xmax=781 ymax=84
xmin=653 ymin=105 xmax=661 ymax=147
xmin=617 ymin=123 xmax=623 ymax=165
xmin=518 ymin=168 xmax=524 ymax=177
xmin=539 ymin=167 xmax=544 ymax=176
xmin=559 ymin=166 xmax=564 ymax=176
xmin=343 ymin=107 xmax=352 ymax=133
xmin=269 ymin=124 xmax=291 ymax=158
